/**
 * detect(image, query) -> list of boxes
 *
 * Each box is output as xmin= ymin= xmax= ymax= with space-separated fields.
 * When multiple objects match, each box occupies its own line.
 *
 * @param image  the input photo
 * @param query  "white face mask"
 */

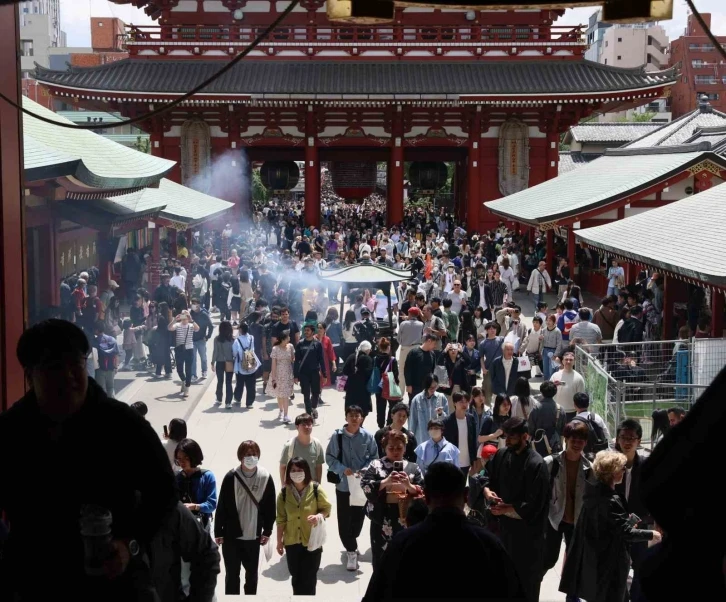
xmin=290 ymin=471 xmax=306 ymax=484
xmin=191 ymin=304 xmax=200 ymax=311
xmin=429 ymin=430 xmax=443 ymax=442
xmin=243 ymin=456 xmax=259 ymax=469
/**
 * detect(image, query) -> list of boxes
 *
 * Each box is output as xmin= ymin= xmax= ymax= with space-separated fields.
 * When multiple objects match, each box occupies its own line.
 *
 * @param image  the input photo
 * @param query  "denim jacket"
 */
xmin=325 ymin=427 xmax=379 ymax=492
xmin=409 ymin=391 xmax=449 ymax=444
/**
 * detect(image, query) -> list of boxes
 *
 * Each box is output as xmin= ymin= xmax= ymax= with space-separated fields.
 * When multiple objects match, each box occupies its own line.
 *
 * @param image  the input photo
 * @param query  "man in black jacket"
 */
xmin=0 ymin=320 xmax=177 ymax=602
xmin=214 ymin=441 xmax=275 ymax=595
xmin=403 ymin=334 xmax=438 ymax=403
xmin=443 ymin=392 xmax=478 ymax=476
xmin=190 ymin=297 xmax=214 ymax=382
xmin=150 ymin=502 xmax=220 ymax=602
xmin=294 ymin=323 xmax=327 ymax=420
xmin=363 ymin=462 xmax=525 ymax=601
xmin=483 ymin=417 xmax=550 ymax=602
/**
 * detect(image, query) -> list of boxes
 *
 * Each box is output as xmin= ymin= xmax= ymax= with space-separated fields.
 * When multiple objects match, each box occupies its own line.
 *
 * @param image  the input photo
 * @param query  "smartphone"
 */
xmin=163 ymin=425 xmax=169 ymax=438
xmin=393 ymin=461 xmax=403 ymax=472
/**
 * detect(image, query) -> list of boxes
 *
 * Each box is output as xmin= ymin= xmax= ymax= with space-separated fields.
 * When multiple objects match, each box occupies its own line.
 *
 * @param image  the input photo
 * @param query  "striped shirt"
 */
xmin=489 ymin=280 xmax=508 ymax=307
xmin=175 ymin=324 xmax=195 ymax=349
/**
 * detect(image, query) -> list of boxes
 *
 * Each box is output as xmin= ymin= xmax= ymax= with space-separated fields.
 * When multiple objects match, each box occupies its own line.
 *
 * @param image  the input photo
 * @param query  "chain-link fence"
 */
xmin=575 ymin=337 xmax=726 ymax=447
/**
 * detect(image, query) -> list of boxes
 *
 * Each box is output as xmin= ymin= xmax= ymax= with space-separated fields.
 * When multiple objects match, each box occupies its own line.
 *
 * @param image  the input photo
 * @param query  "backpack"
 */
xmin=572 ymin=413 xmax=609 ymax=460
xmin=354 ymin=320 xmax=376 ymax=344
xmin=239 ymin=336 xmax=257 ymax=372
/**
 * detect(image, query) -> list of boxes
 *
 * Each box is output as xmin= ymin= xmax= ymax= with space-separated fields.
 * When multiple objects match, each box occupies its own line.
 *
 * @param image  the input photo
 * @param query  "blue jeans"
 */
xmin=607 ymin=286 xmax=619 ymax=298
xmin=542 ymin=347 xmax=557 ymax=380
xmin=191 ymin=339 xmax=208 ymax=378
xmin=536 ymin=291 xmax=545 ymax=305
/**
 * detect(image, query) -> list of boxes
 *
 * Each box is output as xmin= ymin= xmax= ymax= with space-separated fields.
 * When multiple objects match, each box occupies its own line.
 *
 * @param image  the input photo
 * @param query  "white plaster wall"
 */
xmin=202 ymin=0 xmax=228 ymax=12
xmin=168 ymin=126 xmax=182 ymax=137
xmin=528 ymin=127 xmax=546 ymax=139
xmin=482 ymin=126 xmax=501 ymax=138
xmin=624 ymin=207 xmax=652 ymax=218
xmin=661 ymin=177 xmax=693 ymax=200
xmin=360 ymin=51 xmax=395 ymax=57
xmin=210 ymin=125 xmax=227 ymax=138
xmin=171 ymin=0 xmax=197 ymax=11
xmin=599 ymin=209 xmax=618 ymax=220
xmin=245 ymin=1 xmax=271 ymax=12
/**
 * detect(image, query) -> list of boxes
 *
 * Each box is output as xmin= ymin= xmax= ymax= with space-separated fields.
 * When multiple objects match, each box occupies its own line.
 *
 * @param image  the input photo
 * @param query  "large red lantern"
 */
xmin=260 ymin=161 xmax=300 ymax=193
xmin=330 ymin=161 xmax=377 ymax=200
xmin=408 ymin=162 xmax=448 ymax=193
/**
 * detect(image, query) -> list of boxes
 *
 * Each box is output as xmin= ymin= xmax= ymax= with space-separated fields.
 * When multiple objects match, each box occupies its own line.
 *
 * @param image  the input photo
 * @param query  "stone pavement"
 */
xmin=127 ymin=287 xmax=600 ymax=601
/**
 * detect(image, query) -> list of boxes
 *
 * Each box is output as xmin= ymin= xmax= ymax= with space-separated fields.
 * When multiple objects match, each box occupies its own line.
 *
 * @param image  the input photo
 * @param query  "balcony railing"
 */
xmin=121 ymin=23 xmax=585 ymax=56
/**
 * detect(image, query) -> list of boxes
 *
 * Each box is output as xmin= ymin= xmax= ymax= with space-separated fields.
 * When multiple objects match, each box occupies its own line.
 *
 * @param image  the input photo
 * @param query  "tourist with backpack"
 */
xmin=527 ymin=381 xmax=566 ymax=457
xmin=276 ymin=457 xmax=332 ymax=596
xmin=571 ymin=392 xmax=611 ymax=460
xmin=541 ymin=420 xmax=596 ymax=597
xmin=233 ymin=322 xmax=261 ymax=407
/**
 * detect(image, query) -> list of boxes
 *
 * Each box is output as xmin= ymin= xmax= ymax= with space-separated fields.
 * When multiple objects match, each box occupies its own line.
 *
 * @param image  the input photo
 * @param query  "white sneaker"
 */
xmin=283 ymin=415 xmax=291 ymax=424
xmin=346 ymin=551 xmax=358 ymax=571
xmin=278 ymin=410 xmax=283 ymax=421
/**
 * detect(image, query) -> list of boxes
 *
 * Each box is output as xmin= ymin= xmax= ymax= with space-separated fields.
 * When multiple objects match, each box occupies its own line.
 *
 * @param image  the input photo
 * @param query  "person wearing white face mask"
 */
xmin=215 ymin=440 xmax=276 ymax=595
xmin=414 ymin=418 xmax=460 ymax=475
xmin=276 ymin=458 xmax=332 ymax=596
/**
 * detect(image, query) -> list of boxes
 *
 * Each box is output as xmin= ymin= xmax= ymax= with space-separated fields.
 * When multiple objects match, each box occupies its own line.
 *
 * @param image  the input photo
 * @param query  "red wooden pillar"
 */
xmin=712 ymin=289 xmax=724 ymax=338
xmin=546 ymin=229 xmax=554 ymax=273
xmin=0 ymin=2 xmax=27 ymax=409
xmin=96 ymin=230 xmax=111 ymax=294
xmin=169 ymin=228 xmax=178 ymax=259
xmin=387 ymin=141 xmax=404 ymax=226
xmin=304 ymin=107 xmax=320 ymax=228
xmin=388 ymin=105 xmax=404 ymax=226
xmin=545 ymin=123 xmax=560 ymax=180
xmin=150 ymin=225 xmax=161 ymax=296
xmin=567 ymin=227 xmax=576 ymax=279
xmin=467 ymin=106 xmax=482 ymax=232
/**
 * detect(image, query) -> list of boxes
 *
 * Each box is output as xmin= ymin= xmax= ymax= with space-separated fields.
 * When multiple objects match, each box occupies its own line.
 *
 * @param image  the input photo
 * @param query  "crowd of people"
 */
xmin=4 ymin=193 xmax=709 ymax=602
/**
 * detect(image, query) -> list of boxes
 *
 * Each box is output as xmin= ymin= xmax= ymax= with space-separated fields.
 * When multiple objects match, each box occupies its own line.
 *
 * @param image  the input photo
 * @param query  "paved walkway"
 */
xmin=121 ymin=288 xmax=601 ymax=601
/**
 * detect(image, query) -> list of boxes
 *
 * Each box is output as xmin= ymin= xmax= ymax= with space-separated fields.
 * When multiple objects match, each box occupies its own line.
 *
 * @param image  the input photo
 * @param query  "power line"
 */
xmin=0 ymin=0 xmax=300 ymax=130
xmin=684 ymin=0 xmax=726 ymax=63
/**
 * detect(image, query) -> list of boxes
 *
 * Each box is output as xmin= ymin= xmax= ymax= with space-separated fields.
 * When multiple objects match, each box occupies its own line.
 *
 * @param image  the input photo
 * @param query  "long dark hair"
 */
xmin=217 ymin=320 xmax=234 ymax=343
xmin=651 ymin=409 xmax=670 ymax=444
xmin=158 ymin=302 xmax=171 ymax=323
xmin=513 ymin=377 xmax=532 ymax=410
xmin=492 ymin=394 xmax=511 ymax=426
xmin=344 ymin=309 xmax=356 ymax=330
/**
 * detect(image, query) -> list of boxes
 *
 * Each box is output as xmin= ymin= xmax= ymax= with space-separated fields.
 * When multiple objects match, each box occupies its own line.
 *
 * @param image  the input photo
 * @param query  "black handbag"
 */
xmin=327 ymin=431 xmax=344 ymax=484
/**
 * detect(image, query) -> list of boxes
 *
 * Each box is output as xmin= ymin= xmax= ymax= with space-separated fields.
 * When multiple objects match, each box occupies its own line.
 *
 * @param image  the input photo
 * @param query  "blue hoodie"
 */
xmin=325 ymin=426 xmax=379 ymax=492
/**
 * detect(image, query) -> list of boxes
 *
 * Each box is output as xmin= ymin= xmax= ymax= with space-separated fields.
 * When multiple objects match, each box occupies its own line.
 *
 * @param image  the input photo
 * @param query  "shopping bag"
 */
xmin=382 ymin=372 xmax=403 ymax=401
xmin=347 ymin=475 xmax=367 ymax=507
xmin=517 ymin=355 xmax=532 ymax=372
xmin=336 ymin=375 xmax=348 ymax=392
xmin=367 ymin=365 xmax=382 ymax=394
xmin=307 ymin=516 xmax=327 ymax=552
xmin=433 ymin=364 xmax=450 ymax=388
xmin=504 ymin=330 xmax=521 ymax=354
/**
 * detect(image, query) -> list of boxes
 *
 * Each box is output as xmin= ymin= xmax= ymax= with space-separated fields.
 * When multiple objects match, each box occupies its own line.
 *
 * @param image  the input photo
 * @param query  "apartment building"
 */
xmin=669 ymin=13 xmax=726 ymax=118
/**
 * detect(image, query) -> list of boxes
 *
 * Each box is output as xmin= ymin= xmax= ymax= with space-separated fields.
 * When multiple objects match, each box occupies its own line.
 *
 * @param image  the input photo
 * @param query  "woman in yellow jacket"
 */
xmin=276 ymin=456 xmax=332 ymax=595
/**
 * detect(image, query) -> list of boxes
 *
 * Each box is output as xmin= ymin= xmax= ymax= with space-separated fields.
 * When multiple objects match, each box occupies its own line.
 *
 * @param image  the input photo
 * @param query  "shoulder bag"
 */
xmin=326 ymin=431 xmax=344 ymax=484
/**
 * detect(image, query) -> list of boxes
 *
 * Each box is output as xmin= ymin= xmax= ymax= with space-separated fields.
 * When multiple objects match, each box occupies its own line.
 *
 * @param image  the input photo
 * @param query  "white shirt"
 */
xmin=478 ymin=283 xmax=489 ymax=310
xmin=502 ymin=357 xmax=514 ymax=387
xmin=457 ymin=417 xmax=470 ymax=467
xmin=449 ymin=290 xmax=467 ymax=315
xmin=359 ymin=243 xmax=371 ymax=257
xmin=550 ymin=369 xmax=586 ymax=412
xmin=170 ymin=274 xmax=186 ymax=290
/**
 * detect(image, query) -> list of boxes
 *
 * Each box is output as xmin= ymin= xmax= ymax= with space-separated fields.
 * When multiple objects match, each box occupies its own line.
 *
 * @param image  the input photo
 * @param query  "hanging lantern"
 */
xmin=330 ymin=161 xmax=377 ymax=200
xmin=260 ymin=161 xmax=300 ymax=193
xmin=408 ymin=162 xmax=448 ymax=194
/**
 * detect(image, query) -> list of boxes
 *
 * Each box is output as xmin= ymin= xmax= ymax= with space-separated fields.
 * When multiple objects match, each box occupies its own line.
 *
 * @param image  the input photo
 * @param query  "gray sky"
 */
xmin=60 ymin=0 xmax=725 ymax=48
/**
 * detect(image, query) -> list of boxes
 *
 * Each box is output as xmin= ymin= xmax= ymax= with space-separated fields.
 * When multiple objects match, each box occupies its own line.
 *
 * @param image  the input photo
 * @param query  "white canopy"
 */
xmin=320 ymin=261 xmax=412 ymax=284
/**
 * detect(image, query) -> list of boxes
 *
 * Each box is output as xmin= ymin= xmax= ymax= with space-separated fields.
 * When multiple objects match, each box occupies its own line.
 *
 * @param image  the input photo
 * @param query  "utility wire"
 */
xmin=0 ymin=0 xmax=299 ymax=130
xmin=684 ymin=0 xmax=726 ymax=63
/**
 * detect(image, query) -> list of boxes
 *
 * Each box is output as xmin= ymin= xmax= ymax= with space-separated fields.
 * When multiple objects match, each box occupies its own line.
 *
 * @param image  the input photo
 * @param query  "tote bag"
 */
xmin=367 ymin=364 xmax=382 ymax=394
xmin=381 ymin=358 xmax=403 ymax=401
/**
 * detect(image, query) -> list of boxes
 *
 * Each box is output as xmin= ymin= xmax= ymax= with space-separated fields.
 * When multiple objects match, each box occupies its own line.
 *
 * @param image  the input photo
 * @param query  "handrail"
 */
xmin=123 ymin=23 xmax=585 ymax=47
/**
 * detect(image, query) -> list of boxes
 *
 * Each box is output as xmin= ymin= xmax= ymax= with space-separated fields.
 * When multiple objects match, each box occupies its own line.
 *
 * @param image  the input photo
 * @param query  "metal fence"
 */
xmin=575 ymin=337 xmax=726 ymax=447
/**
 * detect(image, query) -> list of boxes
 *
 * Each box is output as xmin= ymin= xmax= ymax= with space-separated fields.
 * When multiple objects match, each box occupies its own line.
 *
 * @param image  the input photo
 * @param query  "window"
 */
xmin=695 ymin=75 xmax=717 ymax=84
xmin=692 ymin=60 xmax=705 ymax=68
xmin=698 ymin=92 xmax=720 ymax=101
xmin=689 ymin=43 xmax=699 ymax=51
xmin=617 ymin=55 xmax=622 ymax=60
xmin=604 ymin=58 xmax=607 ymax=65
xmin=20 ymin=39 xmax=33 ymax=57
xmin=605 ymin=40 xmax=608 ymax=47
xmin=702 ymin=44 xmax=715 ymax=51
xmin=617 ymin=37 xmax=622 ymax=42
